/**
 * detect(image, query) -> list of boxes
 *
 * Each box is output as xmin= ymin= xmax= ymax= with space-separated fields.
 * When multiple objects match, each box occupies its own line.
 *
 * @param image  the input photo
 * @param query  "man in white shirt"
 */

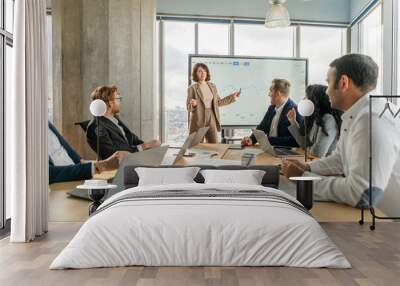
xmin=49 ymin=122 xmax=121 ymax=184
xmin=283 ymin=54 xmax=400 ymax=209
xmin=241 ymin=78 xmax=303 ymax=147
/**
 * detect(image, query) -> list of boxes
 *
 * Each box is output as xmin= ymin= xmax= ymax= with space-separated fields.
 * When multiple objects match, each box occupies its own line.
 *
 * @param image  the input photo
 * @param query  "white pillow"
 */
xmin=200 ymin=169 xmax=266 ymax=185
xmin=135 ymin=167 xmax=201 ymax=186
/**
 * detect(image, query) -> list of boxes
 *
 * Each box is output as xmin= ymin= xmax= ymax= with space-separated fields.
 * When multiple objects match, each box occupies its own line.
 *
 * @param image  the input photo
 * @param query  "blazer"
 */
xmin=48 ymin=122 xmax=92 ymax=184
xmin=250 ymin=98 xmax=303 ymax=147
xmin=187 ymin=82 xmax=236 ymax=133
xmin=86 ymin=115 xmax=144 ymax=160
xmin=288 ymin=113 xmax=338 ymax=157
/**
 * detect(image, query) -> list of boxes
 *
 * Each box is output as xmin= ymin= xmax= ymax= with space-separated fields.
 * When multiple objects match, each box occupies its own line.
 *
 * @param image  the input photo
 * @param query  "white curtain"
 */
xmin=7 ymin=0 xmax=48 ymax=242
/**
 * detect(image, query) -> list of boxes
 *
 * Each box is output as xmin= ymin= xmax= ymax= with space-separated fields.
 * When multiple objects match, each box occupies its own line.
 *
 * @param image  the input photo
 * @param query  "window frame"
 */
xmin=1 ymin=0 xmax=14 ymax=232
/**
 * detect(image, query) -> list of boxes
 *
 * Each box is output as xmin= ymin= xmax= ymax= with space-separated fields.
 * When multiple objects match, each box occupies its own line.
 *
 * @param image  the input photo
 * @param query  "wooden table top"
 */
xmin=50 ymin=143 xmax=384 ymax=222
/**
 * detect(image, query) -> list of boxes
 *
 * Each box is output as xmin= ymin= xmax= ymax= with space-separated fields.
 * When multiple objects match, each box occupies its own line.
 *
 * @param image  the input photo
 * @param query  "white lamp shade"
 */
xmin=89 ymin=99 xmax=107 ymax=117
xmin=265 ymin=3 xmax=290 ymax=28
xmin=298 ymin=99 xmax=315 ymax=117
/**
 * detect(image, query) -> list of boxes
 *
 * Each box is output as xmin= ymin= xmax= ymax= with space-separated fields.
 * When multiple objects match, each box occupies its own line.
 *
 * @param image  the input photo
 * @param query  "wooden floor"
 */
xmin=1 ymin=222 xmax=399 ymax=286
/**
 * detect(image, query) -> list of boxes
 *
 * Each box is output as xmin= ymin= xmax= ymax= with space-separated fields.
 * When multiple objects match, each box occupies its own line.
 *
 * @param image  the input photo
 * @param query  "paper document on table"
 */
xmin=191 ymin=158 xmax=241 ymax=166
xmin=189 ymin=148 xmax=219 ymax=157
xmin=239 ymin=149 xmax=264 ymax=156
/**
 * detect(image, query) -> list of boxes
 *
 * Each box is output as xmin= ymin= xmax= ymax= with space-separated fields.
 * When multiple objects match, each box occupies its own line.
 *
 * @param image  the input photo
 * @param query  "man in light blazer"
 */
xmin=187 ymin=63 xmax=240 ymax=143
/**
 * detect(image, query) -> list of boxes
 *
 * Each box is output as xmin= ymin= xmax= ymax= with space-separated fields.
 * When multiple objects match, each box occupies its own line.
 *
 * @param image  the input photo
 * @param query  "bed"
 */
xmin=50 ymin=165 xmax=350 ymax=269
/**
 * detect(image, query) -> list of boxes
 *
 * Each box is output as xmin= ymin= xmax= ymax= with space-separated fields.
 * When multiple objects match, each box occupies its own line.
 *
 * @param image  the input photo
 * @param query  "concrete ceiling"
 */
xmin=46 ymin=0 xmax=375 ymax=25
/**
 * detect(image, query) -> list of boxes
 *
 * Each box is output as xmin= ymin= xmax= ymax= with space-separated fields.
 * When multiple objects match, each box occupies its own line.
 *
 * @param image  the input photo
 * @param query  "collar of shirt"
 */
xmin=104 ymin=115 xmax=119 ymax=125
xmin=274 ymin=98 xmax=288 ymax=113
xmin=341 ymin=91 xmax=374 ymax=122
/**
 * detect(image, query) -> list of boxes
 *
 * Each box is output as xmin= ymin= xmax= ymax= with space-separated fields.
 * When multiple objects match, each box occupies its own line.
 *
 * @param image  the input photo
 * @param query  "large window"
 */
xmin=360 ymin=4 xmax=383 ymax=94
xmin=1 ymin=0 xmax=14 ymax=230
xmin=160 ymin=19 xmax=347 ymax=144
xmin=163 ymin=21 xmax=195 ymax=144
xmin=235 ymin=24 xmax=294 ymax=57
xmin=300 ymin=26 xmax=344 ymax=85
xmin=198 ymin=23 xmax=229 ymax=55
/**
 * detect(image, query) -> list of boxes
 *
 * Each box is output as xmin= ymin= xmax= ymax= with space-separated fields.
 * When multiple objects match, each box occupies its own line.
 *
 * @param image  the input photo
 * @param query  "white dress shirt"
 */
xmin=269 ymin=98 xmax=288 ymax=137
xmin=304 ymin=93 xmax=400 ymax=208
xmin=48 ymin=129 xmax=75 ymax=166
xmin=49 ymin=127 xmax=95 ymax=175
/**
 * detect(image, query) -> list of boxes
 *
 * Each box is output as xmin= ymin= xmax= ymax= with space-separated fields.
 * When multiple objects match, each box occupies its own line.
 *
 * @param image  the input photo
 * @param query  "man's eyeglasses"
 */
xmin=114 ymin=96 xmax=123 ymax=102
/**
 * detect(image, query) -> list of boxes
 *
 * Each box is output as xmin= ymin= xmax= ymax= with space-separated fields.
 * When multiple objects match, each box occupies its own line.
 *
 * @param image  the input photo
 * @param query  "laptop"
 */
xmin=67 ymin=146 xmax=169 ymax=200
xmin=252 ymin=129 xmax=302 ymax=157
xmin=162 ymin=132 xmax=198 ymax=165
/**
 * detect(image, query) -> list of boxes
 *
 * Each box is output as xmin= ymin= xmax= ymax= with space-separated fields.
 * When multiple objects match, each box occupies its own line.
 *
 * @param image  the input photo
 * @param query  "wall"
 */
xmin=157 ymin=0 xmax=351 ymax=24
xmin=52 ymin=0 xmax=157 ymax=158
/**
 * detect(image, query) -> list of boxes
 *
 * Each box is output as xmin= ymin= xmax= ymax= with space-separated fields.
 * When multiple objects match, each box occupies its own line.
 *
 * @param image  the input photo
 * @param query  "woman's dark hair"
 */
xmin=192 ymin=63 xmax=211 ymax=82
xmin=300 ymin=85 xmax=343 ymax=144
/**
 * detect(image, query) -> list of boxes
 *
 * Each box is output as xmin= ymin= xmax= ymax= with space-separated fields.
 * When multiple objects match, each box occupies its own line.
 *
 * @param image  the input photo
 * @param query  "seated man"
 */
xmin=49 ymin=122 xmax=120 ymax=184
xmin=282 ymin=54 xmax=400 ymax=208
xmin=86 ymin=85 xmax=161 ymax=160
xmin=241 ymin=78 xmax=303 ymax=148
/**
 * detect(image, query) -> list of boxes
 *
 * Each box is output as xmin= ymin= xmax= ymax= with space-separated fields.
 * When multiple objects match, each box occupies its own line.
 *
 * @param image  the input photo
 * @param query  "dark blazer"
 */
xmin=48 ymin=122 xmax=92 ymax=184
xmin=86 ymin=115 xmax=144 ymax=160
xmin=250 ymin=98 xmax=303 ymax=147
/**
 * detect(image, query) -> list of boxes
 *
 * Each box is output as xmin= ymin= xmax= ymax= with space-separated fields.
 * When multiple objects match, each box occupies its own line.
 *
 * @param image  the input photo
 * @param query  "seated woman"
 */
xmin=287 ymin=85 xmax=342 ymax=157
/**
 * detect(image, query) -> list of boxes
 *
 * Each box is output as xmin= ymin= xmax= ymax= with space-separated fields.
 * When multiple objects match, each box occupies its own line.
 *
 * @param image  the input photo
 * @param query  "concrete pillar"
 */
xmin=52 ymin=0 xmax=157 ymax=159
xmin=108 ymin=0 xmax=142 ymax=136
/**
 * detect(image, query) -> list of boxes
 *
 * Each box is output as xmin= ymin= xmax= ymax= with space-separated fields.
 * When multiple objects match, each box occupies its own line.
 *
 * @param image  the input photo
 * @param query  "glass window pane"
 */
xmin=6 ymin=0 xmax=15 ymax=33
xmin=198 ymin=23 xmax=229 ymax=55
xmin=300 ymin=26 xmax=343 ymax=85
xmin=361 ymin=4 xmax=383 ymax=94
xmin=234 ymin=24 xmax=294 ymax=57
xmin=164 ymin=21 xmax=195 ymax=144
xmin=5 ymin=44 xmax=13 ymax=219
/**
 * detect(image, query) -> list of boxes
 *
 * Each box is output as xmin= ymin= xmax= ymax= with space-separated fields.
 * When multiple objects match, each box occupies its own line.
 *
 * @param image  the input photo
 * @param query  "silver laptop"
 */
xmin=112 ymin=146 xmax=169 ymax=187
xmin=162 ymin=132 xmax=197 ymax=165
xmin=252 ymin=129 xmax=301 ymax=157
xmin=68 ymin=146 xmax=169 ymax=200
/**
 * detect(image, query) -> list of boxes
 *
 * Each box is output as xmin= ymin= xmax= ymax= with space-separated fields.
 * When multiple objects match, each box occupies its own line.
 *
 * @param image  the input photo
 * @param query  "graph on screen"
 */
xmin=189 ymin=55 xmax=308 ymax=126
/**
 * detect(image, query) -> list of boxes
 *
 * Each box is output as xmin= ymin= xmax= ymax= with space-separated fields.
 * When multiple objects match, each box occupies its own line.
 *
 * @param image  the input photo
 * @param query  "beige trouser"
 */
xmin=204 ymin=108 xmax=218 ymax=143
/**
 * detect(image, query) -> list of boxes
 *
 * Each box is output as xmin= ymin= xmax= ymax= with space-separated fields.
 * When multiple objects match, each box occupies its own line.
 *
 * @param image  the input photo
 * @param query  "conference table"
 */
xmin=49 ymin=143 xmax=384 ymax=223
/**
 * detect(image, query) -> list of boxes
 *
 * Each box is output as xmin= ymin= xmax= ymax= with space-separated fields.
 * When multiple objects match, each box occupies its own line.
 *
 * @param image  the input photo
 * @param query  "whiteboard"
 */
xmin=189 ymin=55 xmax=308 ymax=126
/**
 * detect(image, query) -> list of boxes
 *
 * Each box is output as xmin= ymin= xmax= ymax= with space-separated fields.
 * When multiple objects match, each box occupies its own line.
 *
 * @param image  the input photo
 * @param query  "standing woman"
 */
xmin=287 ymin=84 xmax=342 ymax=157
xmin=187 ymin=63 xmax=240 ymax=143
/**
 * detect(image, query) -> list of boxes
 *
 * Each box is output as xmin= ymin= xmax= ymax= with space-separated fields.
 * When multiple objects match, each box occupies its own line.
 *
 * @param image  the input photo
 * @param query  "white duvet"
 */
xmin=50 ymin=183 xmax=351 ymax=269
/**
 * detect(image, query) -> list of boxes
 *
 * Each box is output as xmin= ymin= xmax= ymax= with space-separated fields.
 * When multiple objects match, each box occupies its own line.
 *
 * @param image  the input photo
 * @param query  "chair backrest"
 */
xmin=123 ymin=165 xmax=280 ymax=190
xmin=74 ymin=120 xmax=90 ymax=133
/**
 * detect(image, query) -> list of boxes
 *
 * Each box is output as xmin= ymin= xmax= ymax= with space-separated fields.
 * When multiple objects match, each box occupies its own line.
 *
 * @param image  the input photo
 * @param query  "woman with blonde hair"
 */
xmin=187 ymin=63 xmax=240 ymax=143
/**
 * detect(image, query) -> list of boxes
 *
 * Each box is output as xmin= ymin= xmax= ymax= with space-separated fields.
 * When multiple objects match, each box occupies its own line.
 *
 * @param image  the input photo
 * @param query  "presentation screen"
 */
xmin=189 ymin=55 xmax=308 ymax=126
